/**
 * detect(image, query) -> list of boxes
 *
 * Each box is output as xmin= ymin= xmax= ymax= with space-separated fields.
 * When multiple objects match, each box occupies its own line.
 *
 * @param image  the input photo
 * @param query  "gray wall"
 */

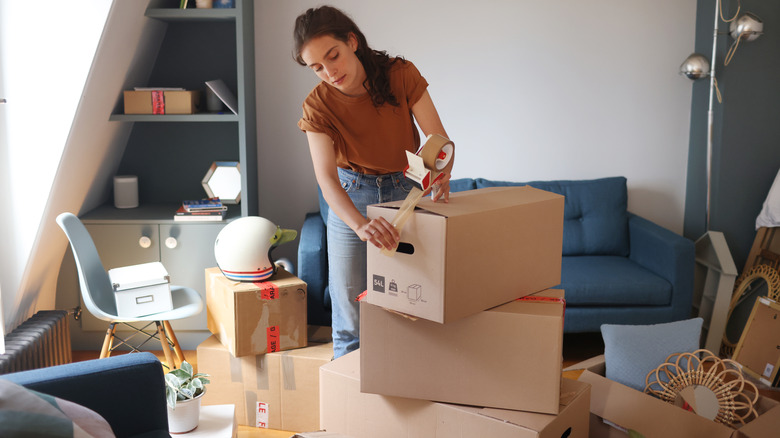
xmin=684 ymin=0 xmax=780 ymax=272
xmin=255 ymin=0 xmax=699 ymax=268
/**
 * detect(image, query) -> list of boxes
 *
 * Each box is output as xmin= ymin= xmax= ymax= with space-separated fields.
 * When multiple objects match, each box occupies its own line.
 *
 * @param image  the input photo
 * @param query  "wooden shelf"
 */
xmin=110 ymin=113 xmax=239 ymax=122
xmin=81 ymin=203 xmax=241 ymax=224
xmin=145 ymin=8 xmax=236 ymax=22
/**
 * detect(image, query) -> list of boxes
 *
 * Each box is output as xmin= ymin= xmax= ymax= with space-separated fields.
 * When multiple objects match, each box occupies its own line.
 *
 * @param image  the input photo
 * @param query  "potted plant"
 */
xmin=165 ymin=361 xmax=210 ymax=434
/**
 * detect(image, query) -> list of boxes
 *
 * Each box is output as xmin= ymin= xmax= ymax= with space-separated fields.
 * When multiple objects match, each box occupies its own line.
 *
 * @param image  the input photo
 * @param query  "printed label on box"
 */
xmin=267 ymin=325 xmax=280 ymax=352
xmin=256 ymin=401 xmax=269 ymax=428
xmin=764 ymin=363 xmax=774 ymax=378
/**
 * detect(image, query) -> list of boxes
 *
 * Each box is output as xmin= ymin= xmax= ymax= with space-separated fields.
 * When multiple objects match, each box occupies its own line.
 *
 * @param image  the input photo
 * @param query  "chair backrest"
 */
xmin=56 ymin=212 xmax=117 ymax=320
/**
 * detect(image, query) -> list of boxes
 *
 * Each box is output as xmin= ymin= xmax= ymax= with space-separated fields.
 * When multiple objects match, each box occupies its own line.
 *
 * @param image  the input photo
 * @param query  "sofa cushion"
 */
xmin=561 ymin=256 xmax=672 ymax=306
xmin=475 ymin=177 xmax=629 ymax=256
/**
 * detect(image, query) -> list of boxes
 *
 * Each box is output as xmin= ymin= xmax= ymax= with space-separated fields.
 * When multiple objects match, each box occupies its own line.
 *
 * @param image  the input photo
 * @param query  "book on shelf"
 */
xmin=205 ymin=79 xmax=238 ymax=114
xmin=174 ymin=206 xmax=226 ymax=222
xmin=182 ymin=198 xmax=225 ymax=212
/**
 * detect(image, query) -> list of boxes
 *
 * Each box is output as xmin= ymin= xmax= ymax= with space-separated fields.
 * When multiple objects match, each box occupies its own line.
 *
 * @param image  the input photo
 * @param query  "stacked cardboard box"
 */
xmin=319 ymin=186 xmax=595 ymax=436
xmin=200 ymin=266 xmax=334 ymax=432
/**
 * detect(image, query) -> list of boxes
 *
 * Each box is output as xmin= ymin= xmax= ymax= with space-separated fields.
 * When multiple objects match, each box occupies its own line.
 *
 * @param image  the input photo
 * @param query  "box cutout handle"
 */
xmin=396 ymin=242 xmax=415 ymax=255
xmin=136 ymin=295 xmax=154 ymax=304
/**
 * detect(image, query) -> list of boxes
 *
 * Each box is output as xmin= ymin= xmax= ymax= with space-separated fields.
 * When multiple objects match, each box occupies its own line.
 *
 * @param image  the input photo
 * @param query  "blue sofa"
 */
xmin=1 ymin=352 xmax=170 ymax=438
xmin=298 ymin=176 xmax=695 ymax=332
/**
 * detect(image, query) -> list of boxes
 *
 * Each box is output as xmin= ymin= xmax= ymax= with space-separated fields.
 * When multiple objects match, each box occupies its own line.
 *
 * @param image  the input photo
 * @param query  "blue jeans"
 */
xmin=328 ymin=167 xmax=415 ymax=358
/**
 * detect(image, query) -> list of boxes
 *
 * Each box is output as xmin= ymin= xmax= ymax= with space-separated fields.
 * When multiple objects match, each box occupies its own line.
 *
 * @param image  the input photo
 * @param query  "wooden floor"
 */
xmin=73 ymin=332 xmax=603 ymax=437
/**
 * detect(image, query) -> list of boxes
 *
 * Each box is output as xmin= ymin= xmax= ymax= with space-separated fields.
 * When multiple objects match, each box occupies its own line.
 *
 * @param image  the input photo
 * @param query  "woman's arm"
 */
xmin=306 ymin=131 xmax=399 ymax=249
xmin=411 ymin=90 xmax=452 ymax=202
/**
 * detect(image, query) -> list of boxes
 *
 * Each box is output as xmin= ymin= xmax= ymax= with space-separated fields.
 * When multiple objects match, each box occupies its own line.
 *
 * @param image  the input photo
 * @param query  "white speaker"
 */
xmin=114 ymin=175 xmax=139 ymax=209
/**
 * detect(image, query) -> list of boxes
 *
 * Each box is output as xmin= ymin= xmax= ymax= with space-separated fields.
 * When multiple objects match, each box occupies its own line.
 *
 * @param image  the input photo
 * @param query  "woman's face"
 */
xmin=300 ymin=33 xmax=366 ymax=97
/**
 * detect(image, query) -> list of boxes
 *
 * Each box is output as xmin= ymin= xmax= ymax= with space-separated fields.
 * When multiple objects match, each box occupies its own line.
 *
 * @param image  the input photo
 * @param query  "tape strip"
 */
xmin=151 ymin=90 xmax=165 ymax=114
xmin=255 ymin=401 xmax=269 ymax=428
xmin=229 ymin=352 xmax=243 ymax=383
xmin=267 ymin=325 xmax=280 ymax=352
xmin=281 ymin=352 xmax=296 ymax=390
xmin=255 ymin=354 xmax=269 ymax=390
xmin=254 ymin=281 xmax=279 ymax=300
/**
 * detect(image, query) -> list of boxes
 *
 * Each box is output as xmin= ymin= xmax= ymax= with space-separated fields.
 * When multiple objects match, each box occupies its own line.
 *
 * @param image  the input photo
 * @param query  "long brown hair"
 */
xmin=293 ymin=5 xmax=403 ymax=107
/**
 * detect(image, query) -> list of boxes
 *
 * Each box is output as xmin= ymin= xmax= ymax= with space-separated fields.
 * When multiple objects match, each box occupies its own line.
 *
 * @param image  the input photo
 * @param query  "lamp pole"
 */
xmin=705 ymin=0 xmax=720 ymax=232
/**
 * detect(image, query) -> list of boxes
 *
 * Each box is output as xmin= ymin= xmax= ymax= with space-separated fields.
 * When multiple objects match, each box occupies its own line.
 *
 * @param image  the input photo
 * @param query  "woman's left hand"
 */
xmin=425 ymin=173 xmax=451 ymax=203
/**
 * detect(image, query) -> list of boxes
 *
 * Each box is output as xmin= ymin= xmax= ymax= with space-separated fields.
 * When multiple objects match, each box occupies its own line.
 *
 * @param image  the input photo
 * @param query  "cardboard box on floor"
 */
xmin=366 ymin=186 xmax=564 ymax=323
xmin=577 ymin=355 xmax=780 ymax=438
xmin=123 ymin=90 xmax=200 ymax=114
xmin=197 ymin=335 xmax=333 ymax=432
xmin=206 ymin=267 xmax=307 ymax=357
xmin=321 ymin=350 xmax=590 ymax=438
xmin=360 ymin=289 xmax=565 ymax=414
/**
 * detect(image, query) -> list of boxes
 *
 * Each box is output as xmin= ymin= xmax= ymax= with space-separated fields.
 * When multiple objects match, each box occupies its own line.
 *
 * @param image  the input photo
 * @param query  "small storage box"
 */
xmin=123 ymin=90 xmax=201 ymax=114
xmin=108 ymin=262 xmax=173 ymax=317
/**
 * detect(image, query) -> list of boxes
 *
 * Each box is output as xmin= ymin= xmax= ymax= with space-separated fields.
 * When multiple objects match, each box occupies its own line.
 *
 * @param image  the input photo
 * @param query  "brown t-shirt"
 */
xmin=298 ymin=59 xmax=429 ymax=175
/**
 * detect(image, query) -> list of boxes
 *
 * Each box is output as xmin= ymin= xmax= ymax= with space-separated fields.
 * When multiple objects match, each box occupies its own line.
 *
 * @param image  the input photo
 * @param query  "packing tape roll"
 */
xmin=418 ymin=134 xmax=455 ymax=188
xmin=381 ymin=135 xmax=454 ymax=257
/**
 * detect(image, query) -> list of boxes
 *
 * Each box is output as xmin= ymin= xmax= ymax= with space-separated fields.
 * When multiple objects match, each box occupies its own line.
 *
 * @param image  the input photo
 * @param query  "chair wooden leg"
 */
xmin=100 ymin=323 xmax=117 ymax=359
xmin=163 ymin=320 xmax=186 ymax=366
xmin=156 ymin=321 xmax=176 ymax=370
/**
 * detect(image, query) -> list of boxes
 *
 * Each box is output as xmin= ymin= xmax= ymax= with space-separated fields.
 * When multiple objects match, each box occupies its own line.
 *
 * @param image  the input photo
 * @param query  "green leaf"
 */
xmin=166 ymin=387 xmax=177 ymax=409
xmin=180 ymin=361 xmax=194 ymax=378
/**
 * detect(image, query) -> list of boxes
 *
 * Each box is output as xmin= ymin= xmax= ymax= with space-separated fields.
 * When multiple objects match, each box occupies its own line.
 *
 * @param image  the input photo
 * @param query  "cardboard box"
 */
xmin=366 ymin=186 xmax=563 ymax=323
xmin=733 ymin=297 xmax=780 ymax=386
xmin=108 ymin=262 xmax=173 ymax=317
xmin=321 ymin=350 xmax=590 ymax=438
xmin=123 ymin=90 xmax=200 ymax=114
xmin=360 ymin=289 xmax=565 ymax=414
xmin=578 ymin=356 xmax=780 ymax=437
xmin=197 ymin=335 xmax=334 ymax=432
xmin=206 ymin=267 xmax=307 ymax=357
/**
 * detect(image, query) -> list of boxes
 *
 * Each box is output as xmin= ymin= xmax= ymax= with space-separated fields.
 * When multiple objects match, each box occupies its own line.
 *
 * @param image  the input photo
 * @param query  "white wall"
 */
xmin=255 ymin=0 xmax=697 ymax=262
xmin=0 ymin=1 xmax=111 ymax=332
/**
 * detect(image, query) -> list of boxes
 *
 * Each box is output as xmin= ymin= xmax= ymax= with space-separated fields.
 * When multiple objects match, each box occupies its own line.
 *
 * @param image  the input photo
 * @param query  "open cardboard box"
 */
xmin=574 ymin=355 xmax=780 ymax=437
xmin=366 ymin=186 xmax=563 ymax=323
xmin=322 ymin=350 xmax=590 ymax=438
xmin=360 ymin=289 xmax=565 ymax=414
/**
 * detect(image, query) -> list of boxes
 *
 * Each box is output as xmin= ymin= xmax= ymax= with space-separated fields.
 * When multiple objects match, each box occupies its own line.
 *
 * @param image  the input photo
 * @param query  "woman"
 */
xmin=294 ymin=5 xmax=451 ymax=358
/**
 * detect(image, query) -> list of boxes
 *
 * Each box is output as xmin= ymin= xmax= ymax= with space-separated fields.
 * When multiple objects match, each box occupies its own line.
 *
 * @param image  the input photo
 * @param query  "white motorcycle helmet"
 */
xmin=214 ymin=216 xmax=297 ymax=282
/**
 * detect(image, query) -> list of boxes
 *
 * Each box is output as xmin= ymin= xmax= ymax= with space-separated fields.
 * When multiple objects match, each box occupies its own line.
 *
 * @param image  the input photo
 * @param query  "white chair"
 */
xmin=56 ymin=212 xmax=203 ymax=369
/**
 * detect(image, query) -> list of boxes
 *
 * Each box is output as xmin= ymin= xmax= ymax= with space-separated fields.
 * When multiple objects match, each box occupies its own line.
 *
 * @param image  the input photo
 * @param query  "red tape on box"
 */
xmin=518 ymin=295 xmax=566 ymax=327
xmin=254 ymin=281 xmax=279 ymax=300
xmin=267 ymin=325 xmax=280 ymax=352
xmin=151 ymin=90 xmax=165 ymax=114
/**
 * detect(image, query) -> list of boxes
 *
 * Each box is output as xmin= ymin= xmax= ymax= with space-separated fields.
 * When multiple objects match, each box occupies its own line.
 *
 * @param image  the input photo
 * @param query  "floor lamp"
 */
xmin=679 ymin=1 xmax=763 ymax=354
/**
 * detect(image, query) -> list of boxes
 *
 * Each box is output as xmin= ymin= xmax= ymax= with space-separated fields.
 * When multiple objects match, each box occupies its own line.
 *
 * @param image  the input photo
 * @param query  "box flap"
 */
xmin=108 ymin=261 xmax=169 ymax=290
xmin=579 ymin=369 xmax=733 ymax=437
xmin=371 ymin=186 xmax=563 ymax=218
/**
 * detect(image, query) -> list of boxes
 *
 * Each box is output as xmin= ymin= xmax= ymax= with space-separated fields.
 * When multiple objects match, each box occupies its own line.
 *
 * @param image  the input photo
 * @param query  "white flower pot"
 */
xmin=167 ymin=391 xmax=205 ymax=434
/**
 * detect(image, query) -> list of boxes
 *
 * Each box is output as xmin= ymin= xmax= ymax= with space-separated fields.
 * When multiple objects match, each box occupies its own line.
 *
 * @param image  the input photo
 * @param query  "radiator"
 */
xmin=0 ymin=310 xmax=72 ymax=374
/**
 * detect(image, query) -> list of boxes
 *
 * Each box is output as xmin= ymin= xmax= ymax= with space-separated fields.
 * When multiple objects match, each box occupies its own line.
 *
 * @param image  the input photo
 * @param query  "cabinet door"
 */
xmin=160 ymin=222 xmax=225 ymax=330
xmin=79 ymin=224 xmax=161 ymax=331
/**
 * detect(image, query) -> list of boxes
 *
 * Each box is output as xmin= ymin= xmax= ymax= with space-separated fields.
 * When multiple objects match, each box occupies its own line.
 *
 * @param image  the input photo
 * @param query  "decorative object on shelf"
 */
xmin=214 ymin=216 xmax=297 ymax=282
xmin=721 ymin=264 xmax=780 ymax=356
xmin=195 ymin=0 xmax=213 ymax=8
xmin=204 ymin=79 xmax=237 ymax=114
xmin=166 ymin=361 xmax=210 ymax=434
xmin=113 ymin=175 xmax=139 ymax=209
xmin=202 ymin=161 xmax=241 ymax=204
xmin=644 ymin=349 xmax=759 ymax=428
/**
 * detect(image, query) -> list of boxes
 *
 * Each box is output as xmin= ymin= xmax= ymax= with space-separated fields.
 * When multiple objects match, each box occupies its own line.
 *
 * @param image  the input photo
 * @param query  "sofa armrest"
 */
xmin=1 ymin=352 xmax=168 ymax=438
xmin=628 ymin=213 xmax=695 ymax=320
xmin=299 ymin=211 xmax=331 ymax=326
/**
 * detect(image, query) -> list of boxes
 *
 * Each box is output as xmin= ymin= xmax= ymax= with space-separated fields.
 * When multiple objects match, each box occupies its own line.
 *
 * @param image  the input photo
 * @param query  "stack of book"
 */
xmin=174 ymin=198 xmax=227 ymax=222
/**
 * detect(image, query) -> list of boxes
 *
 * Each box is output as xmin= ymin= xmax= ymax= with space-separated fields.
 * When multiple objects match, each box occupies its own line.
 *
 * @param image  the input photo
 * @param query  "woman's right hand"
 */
xmin=357 ymin=216 xmax=400 ymax=250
